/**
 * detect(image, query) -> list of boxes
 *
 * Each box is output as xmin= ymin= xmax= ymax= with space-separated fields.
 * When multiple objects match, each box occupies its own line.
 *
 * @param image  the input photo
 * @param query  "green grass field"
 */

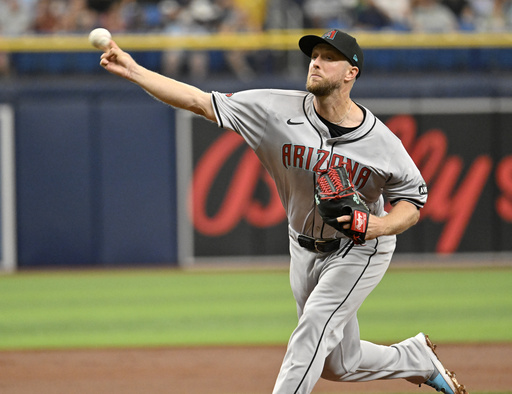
xmin=1 ymin=266 xmax=511 ymax=350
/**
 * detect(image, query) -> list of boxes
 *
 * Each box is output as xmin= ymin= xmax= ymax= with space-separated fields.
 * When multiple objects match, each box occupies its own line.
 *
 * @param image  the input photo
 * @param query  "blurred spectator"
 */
xmin=5 ymin=0 xmax=512 ymax=36
xmin=505 ymin=0 xmax=512 ymax=29
xmin=119 ymin=0 xmax=147 ymax=31
xmin=410 ymin=0 xmax=459 ymax=31
xmin=60 ymin=0 xmax=98 ymax=33
xmin=160 ymin=0 xmax=214 ymax=80
xmin=355 ymin=0 xmax=393 ymax=30
xmin=98 ymin=0 xmax=128 ymax=32
xmin=2 ymin=0 xmax=512 ymax=79
xmin=160 ymin=0 xmax=256 ymax=80
xmin=458 ymin=4 xmax=478 ymax=29
xmin=372 ymin=0 xmax=413 ymax=30
xmin=468 ymin=0 xmax=508 ymax=30
xmin=32 ymin=0 xmax=66 ymax=33
xmin=442 ymin=0 xmax=470 ymax=16
xmin=468 ymin=0 xmax=495 ymax=19
xmin=216 ymin=0 xmax=257 ymax=80
xmin=32 ymin=0 xmax=129 ymax=34
xmin=0 ymin=0 xmax=35 ymax=35
xmin=302 ymin=0 xmax=358 ymax=29
xmin=440 ymin=0 xmax=478 ymax=30
xmin=0 ymin=0 xmax=36 ymax=76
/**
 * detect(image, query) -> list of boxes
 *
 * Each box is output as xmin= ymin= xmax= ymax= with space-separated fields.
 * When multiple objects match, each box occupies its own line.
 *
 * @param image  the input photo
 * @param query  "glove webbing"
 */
xmin=317 ymin=167 xmax=356 ymax=199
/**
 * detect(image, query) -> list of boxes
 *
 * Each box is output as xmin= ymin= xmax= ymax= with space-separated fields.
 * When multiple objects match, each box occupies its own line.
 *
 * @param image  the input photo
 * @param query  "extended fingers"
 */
xmin=337 ymin=215 xmax=352 ymax=229
xmin=100 ymin=46 xmax=119 ymax=67
xmin=101 ymin=47 xmax=115 ymax=59
xmin=99 ymin=54 xmax=111 ymax=67
xmin=337 ymin=215 xmax=351 ymax=223
xmin=100 ymin=40 xmax=120 ymax=58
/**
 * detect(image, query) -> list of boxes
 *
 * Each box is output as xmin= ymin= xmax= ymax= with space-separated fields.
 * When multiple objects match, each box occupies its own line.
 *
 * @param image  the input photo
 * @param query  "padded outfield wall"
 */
xmin=0 ymin=75 xmax=509 ymax=269
xmin=177 ymin=94 xmax=512 ymax=263
xmin=0 ymin=31 xmax=511 ymax=269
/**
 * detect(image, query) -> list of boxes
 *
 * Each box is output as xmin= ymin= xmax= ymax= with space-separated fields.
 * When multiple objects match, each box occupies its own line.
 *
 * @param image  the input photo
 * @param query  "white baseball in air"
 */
xmin=88 ymin=28 xmax=112 ymax=50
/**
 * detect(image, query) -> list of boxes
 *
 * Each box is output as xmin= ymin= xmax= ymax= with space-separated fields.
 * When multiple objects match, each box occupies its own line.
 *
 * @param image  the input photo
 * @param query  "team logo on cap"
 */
xmin=353 ymin=54 xmax=358 ymax=63
xmin=322 ymin=30 xmax=337 ymax=40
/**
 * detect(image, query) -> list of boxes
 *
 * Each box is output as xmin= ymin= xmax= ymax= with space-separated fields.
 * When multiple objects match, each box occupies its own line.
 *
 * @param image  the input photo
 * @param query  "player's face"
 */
xmin=306 ymin=44 xmax=352 ymax=97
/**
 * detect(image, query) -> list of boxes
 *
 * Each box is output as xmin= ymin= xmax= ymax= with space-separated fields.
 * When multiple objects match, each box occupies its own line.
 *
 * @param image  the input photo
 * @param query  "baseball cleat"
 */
xmin=417 ymin=332 xmax=468 ymax=394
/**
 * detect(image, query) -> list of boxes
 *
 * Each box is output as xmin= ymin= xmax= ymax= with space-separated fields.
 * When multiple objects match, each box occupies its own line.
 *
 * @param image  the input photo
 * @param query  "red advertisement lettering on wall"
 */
xmin=191 ymin=119 xmax=508 ymax=254
xmin=191 ymin=131 xmax=285 ymax=236
xmin=496 ymin=156 xmax=512 ymax=222
xmin=387 ymin=115 xmax=493 ymax=253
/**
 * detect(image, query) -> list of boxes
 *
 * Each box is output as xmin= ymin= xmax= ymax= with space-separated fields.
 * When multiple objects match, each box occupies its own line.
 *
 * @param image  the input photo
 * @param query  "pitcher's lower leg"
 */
xmin=322 ymin=334 xmax=434 ymax=383
xmin=272 ymin=306 xmax=336 ymax=394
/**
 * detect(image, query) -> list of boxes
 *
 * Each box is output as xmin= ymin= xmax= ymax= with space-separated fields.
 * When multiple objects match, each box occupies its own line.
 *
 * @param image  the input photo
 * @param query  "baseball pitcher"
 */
xmin=99 ymin=29 xmax=467 ymax=394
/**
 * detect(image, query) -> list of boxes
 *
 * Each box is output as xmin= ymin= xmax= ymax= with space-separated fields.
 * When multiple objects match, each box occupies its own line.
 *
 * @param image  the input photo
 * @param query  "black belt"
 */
xmin=297 ymin=234 xmax=342 ymax=253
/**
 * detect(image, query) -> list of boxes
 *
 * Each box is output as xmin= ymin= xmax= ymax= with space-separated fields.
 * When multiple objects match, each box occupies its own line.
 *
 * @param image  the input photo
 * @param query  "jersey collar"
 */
xmin=304 ymin=94 xmax=375 ymax=143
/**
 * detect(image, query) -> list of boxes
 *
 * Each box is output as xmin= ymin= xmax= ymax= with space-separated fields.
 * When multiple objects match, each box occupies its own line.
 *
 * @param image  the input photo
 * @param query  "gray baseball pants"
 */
xmin=272 ymin=229 xmax=434 ymax=393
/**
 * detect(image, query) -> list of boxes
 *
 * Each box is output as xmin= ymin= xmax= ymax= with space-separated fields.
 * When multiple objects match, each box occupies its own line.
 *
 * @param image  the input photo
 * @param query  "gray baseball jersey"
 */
xmin=211 ymin=89 xmax=432 ymax=393
xmin=212 ymin=89 xmax=426 ymax=238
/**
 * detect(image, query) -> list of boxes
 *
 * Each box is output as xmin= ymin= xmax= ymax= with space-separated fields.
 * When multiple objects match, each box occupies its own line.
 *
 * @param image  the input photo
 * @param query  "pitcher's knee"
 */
xmin=320 ymin=342 xmax=363 ymax=382
xmin=321 ymin=358 xmax=361 ymax=382
xmin=321 ymin=367 xmax=343 ymax=381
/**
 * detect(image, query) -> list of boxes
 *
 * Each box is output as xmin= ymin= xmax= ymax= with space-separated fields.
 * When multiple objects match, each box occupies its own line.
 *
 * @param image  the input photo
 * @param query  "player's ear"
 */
xmin=346 ymin=66 xmax=359 ymax=82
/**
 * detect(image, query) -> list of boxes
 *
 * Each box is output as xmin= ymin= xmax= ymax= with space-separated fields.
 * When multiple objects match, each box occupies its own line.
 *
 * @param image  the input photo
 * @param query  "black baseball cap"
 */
xmin=299 ymin=29 xmax=364 ymax=79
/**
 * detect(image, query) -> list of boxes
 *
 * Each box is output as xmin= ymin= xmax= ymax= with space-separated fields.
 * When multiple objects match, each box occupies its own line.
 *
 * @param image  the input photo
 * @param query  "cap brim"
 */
xmin=298 ymin=35 xmax=328 ymax=58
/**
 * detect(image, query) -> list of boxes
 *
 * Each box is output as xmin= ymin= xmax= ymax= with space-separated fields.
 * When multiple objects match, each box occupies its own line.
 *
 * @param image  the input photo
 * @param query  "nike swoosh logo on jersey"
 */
xmin=287 ymin=119 xmax=304 ymax=125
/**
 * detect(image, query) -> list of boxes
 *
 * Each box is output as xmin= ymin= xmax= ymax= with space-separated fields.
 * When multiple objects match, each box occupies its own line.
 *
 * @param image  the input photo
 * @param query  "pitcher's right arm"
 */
xmin=100 ymin=41 xmax=216 ymax=122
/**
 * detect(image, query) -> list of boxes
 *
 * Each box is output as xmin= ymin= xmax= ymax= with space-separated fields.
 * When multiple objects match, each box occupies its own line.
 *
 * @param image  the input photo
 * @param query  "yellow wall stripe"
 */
xmin=1 ymin=31 xmax=511 ymax=52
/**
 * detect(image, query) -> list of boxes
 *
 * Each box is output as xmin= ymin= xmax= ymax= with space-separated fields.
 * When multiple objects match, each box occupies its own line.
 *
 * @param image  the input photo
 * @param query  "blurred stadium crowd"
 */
xmin=2 ymin=0 xmax=512 ymax=36
xmin=1 ymin=0 xmax=511 ymax=78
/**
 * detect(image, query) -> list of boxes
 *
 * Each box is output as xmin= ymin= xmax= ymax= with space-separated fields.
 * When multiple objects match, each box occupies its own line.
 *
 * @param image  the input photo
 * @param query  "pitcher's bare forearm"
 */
xmin=337 ymin=200 xmax=420 ymax=240
xmin=100 ymin=41 xmax=215 ymax=122
xmin=366 ymin=200 xmax=420 ymax=239
xmin=131 ymin=66 xmax=215 ymax=120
